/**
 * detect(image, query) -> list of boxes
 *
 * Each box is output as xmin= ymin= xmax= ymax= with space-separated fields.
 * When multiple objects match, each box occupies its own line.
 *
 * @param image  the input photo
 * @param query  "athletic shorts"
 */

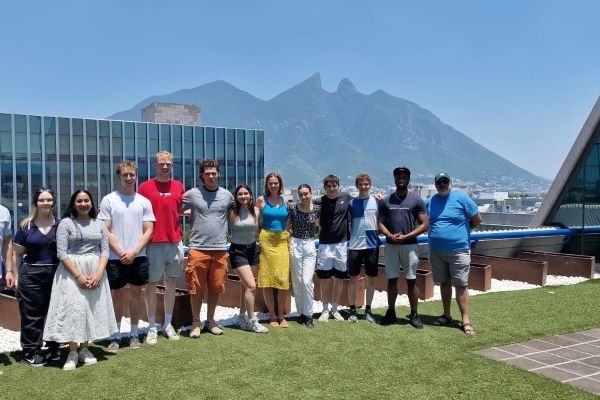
xmin=347 ymin=248 xmax=379 ymax=277
xmin=384 ymin=243 xmax=419 ymax=280
xmin=106 ymin=257 xmax=149 ymax=290
xmin=185 ymin=249 xmax=228 ymax=295
xmin=147 ymin=242 xmax=185 ymax=282
xmin=316 ymin=242 xmax=348 ymax=279
xmin=429 ymin=251 xmax=470 ymax=287
xmin=229 ymin=242 xmax=259 ymax=269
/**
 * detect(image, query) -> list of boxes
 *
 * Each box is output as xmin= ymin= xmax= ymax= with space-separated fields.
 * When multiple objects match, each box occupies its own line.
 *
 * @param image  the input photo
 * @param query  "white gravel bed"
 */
xmin=1 ymin=274 xmax=597 ymax=353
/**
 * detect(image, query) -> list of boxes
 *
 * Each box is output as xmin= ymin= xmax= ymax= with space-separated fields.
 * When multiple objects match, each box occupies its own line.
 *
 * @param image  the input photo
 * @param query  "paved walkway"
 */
xmin=477 ymin=328 xmax=600 ymax=395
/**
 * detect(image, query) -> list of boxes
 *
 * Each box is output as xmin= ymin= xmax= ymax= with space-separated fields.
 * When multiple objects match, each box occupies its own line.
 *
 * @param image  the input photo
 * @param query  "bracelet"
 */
xmin=5 ymin=270 xmax=13 ymax=273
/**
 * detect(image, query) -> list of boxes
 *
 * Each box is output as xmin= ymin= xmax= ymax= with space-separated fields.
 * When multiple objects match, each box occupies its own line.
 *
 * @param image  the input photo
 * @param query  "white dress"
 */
xmin=43 ymin=218 xmax=118 ymax=343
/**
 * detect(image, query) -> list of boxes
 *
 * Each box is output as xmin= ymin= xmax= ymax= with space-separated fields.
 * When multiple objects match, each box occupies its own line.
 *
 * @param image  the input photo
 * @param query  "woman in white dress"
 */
xmin=43 ymin=189 xmax=118 ymax=371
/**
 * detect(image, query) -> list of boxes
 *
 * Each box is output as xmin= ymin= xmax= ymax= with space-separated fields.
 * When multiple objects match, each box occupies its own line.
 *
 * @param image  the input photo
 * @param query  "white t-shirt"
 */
xmin=98 ymin=191 xmax=155 ymax=260
xmin=0 ymin=204 xmax=11 ymax=267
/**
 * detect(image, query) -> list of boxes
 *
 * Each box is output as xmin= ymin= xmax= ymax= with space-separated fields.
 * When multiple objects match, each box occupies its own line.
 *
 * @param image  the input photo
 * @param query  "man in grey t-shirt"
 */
xmin=182 ymin=159 xmax=233 ymax=338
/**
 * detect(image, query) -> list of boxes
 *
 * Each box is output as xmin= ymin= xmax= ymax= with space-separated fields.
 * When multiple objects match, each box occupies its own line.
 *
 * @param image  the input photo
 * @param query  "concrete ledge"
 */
xmin=0 ymin=289 xmax=19 ymax=331
xmin=518 ymin=250 xmax=595 ymax=278
xmin=471 ymin=254 xmax=547 ymax=286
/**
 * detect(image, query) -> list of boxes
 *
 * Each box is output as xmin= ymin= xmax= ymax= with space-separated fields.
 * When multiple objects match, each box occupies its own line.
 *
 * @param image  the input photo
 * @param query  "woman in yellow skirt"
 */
xmin=256 ymin=172 xmax=290 ymax=327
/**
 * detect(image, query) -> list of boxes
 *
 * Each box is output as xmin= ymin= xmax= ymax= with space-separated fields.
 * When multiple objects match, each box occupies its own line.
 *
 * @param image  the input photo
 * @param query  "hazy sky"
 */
xmin=1 ymin=1 xmax=599 ymax=180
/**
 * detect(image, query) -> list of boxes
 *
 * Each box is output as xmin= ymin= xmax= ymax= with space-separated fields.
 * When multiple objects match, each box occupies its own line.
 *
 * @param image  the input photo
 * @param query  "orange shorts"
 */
xmin=185 ymin=249 xmax=228 ymax=295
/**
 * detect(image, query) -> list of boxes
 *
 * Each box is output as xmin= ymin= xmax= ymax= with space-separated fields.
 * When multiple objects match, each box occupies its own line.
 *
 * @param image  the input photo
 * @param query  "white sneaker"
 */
xmin=146 ymin=328 xmax=158 ymax=345
xmin=318 ymin=310 xmax=330 ymax=322
xmin=247 ymin=318 xmax=269 ymax=334
xmin=63 ymin=351 xmax=78 ymax=371
xmin=78 ymin=348 xmax=97 ymax=365
xmin=162 ymin=325 xmax=180 ymax=341
xmin=331 ymin=311 xmax=345 ymax=321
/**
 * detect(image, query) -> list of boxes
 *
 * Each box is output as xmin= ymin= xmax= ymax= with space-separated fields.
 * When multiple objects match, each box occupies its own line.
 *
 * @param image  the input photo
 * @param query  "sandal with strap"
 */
xmin=433 ymin=315 xmax=453 ymax=326
xmin=461 ymin=323 xmax=476 ymax=336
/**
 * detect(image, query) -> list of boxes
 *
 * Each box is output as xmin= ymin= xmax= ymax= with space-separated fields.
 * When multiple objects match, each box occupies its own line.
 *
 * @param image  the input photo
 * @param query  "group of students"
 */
xmin=1 ymin=151 xmax=482 ymax=371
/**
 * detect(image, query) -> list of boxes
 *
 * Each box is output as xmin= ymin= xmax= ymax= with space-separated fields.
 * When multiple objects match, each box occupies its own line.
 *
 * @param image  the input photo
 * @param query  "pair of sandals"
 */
xmin=433 ymin=315 xmax=476 ymax=336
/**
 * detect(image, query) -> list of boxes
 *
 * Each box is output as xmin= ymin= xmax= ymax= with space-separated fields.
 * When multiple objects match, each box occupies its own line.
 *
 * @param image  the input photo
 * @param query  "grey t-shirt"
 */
xmin=183 ymin=185 xmax=233 ymax=250
xmin=379 ymin=192 xmax=426 ymax=245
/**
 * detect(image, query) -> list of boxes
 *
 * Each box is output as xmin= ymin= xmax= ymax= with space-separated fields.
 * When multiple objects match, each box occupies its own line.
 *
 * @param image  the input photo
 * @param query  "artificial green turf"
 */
xmin=2 ymin=280 xmax=599 ymax=399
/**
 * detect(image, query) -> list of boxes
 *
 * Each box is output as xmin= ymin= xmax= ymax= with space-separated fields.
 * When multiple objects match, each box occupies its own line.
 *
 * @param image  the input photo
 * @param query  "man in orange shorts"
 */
xmin=182 ymin=159 xmax=233 ymax=337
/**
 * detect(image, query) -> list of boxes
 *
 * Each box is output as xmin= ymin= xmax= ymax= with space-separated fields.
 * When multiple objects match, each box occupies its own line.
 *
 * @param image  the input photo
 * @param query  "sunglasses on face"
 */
xmin=436 ymin=179 xmax=450 ymax=185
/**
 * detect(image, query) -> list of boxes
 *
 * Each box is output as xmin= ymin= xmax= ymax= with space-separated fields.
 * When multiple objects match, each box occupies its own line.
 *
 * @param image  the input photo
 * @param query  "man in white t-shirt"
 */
xmin=99 ymin=161 xmax=155 ymax=351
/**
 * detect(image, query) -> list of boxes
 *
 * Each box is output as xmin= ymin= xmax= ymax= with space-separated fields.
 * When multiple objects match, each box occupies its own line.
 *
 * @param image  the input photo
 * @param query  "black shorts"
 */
xmin=107 ymin=257 xmax=149 ymax=290
xmin=347 ymin=248 xmax=379 ymax=277
xmin=316 ymin=268 xmax=348 ymax=280
xmin=229 ymin=243 xmax=259 ymax=269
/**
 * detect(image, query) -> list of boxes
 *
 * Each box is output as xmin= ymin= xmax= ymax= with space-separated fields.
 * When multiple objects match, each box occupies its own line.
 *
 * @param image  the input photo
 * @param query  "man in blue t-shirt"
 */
xmin=426 ymin=172 xmax=481 ymax=336
xmin=378 ymin=166 xmax=428 ymax=328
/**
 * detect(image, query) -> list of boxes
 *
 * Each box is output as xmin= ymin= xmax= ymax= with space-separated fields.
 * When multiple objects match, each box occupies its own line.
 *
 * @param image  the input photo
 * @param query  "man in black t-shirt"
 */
xmin=314 ymin=175 xmax=351 ymax=322
xmin=378 ymin=166 xmax=429 ymax=328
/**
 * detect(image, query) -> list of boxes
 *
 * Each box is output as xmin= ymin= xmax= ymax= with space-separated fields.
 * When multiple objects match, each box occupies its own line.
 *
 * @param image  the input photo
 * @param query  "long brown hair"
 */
xmin=232 ymin=184 xmax=256 ymax=218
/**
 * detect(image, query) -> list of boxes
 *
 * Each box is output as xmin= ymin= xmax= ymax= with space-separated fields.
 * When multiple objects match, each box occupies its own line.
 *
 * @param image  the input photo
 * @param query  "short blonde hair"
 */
xmin=155 ymin=151 xmax=174 ymax=163
xmin=116 ymin=160 xmax=137 ymax=175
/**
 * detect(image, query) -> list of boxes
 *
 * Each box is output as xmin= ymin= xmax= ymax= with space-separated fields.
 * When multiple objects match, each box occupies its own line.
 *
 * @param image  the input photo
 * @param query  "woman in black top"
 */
xmin=8 ymin=187 xmax=60 ymax=366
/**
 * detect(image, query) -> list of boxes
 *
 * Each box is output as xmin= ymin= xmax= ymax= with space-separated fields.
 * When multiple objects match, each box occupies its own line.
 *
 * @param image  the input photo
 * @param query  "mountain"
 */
xmin=108 ymin=73 xmax=550 ymax=192
xmin=108 ymin=80 xmax=265 ymax=126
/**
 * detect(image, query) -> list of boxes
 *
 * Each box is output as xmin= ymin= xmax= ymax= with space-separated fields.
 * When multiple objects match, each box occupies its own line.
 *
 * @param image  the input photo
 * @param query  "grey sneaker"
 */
xmin=247 ymin=318 xmax=269 ymax=334
xmin=107 ymin=340 xmax=120 ymax=353
xmin=63 ymin=351 xmax=79 ymax=371
xmin=348 ymin=313 xmax=358 ymax=323
xmin=129 ymin=336 xmax=142 ymax=349
xmin=146 ymin=329 xmax=158 ymax=345
xmin=318 ymin=310 xmax=330 ymax=322
xmin=162 ymin=325 xmax=180 ymax=341
xmin=331 ymin=311 xmax=345 ymax=321
xmin=365 ymin=311 xmax=376 ymax=323
xmin=78 ymin=348 xmax=97 ymax=365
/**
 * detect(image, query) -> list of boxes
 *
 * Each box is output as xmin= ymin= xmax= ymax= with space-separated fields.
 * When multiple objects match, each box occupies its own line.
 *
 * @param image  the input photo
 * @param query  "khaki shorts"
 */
xmin=429 ymin=251 xmax=471 ymax=286
xmin=147 ymin=242 xmax=185 ymax=282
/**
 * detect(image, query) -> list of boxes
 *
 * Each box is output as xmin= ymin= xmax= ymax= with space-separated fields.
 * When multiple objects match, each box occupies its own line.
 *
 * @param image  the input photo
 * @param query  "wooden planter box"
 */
xmin=0 ymin=289 xmax=19 ymax=331
xmin=471 ymin=254 xmax=547 ymax=286
xmin=313 ymin=275 xmax=366 ymax=307
xmin=518 ymin=250 xmax=595 ymax=278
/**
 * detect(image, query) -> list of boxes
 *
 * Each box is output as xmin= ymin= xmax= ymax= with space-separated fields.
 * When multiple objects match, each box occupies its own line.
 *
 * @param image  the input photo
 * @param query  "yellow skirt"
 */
xmin=257 ymin=229 xmax=290 ymax=289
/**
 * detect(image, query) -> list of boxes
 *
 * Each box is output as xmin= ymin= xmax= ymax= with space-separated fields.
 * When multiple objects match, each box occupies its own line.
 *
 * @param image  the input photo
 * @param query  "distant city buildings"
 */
xmin=141 ymin=102 xmax=201 ymax=126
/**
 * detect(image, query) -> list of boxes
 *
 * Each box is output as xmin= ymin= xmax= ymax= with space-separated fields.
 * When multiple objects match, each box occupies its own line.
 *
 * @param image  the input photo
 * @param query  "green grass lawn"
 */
xmin=2 ymin=280 xmax=599 ymax=399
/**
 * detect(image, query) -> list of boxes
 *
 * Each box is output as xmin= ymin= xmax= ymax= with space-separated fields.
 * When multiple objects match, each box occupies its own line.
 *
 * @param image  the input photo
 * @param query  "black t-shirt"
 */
xmin=13 ymin=219 xmax=60 ymax=264
xmin=314 ymin=192 xmax=352 ymax=244
xmin=379 ymin=192 xmax=426 ymax=245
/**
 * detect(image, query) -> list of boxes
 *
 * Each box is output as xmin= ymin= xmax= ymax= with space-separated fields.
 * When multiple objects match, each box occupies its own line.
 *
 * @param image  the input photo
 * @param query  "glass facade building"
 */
xmin=0 ymin=113 xmax=264 ymax=229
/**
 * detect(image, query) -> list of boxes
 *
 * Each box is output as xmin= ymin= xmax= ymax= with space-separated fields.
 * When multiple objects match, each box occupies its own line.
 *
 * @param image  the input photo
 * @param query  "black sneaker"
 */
xmin=407 ymin=312 xmax=424 ymax=329
xmin=297 ymin=314 xmax=307 ymax=325
xmin=20 ymin=353 xmax=46 ymax=367
xmin=45 ymin=348 xmax=61 ymax=362
xmin=379 ymin=309 xmax=397 ymax=325
xmin=305 ymin=317 xmax=315 ymax=328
